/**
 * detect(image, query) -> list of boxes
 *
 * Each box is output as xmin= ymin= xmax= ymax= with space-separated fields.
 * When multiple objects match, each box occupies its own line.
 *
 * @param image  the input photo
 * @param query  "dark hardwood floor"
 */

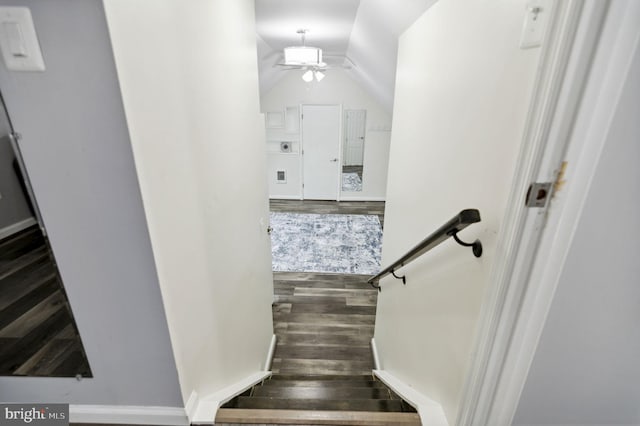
xmin=218 ymin=271 xmax=418 ymax=423
xmin=268 ymin=199 xmax=385 ymax=376
xmin=269 ymin=199 xmax=385 ymax=227
xmin=271 ymin=272 xmax=377 ymax=376
xmin=0 ymin=225 xmax=91 ymax=377
xmin=75 ymin=199 xmax=399 ymax=424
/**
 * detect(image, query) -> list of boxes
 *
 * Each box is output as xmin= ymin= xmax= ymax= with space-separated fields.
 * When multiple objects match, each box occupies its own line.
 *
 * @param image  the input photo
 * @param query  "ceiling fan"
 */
xmin=275 ymin=29 xmax=353 ymax=82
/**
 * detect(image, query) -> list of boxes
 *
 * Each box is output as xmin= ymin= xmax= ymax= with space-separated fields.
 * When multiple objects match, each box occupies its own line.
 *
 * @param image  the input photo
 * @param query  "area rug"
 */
xmin=270 ymin=212 xmax=382 ymax=275
xmin=342 ymin=172 xmax=362 ymax=192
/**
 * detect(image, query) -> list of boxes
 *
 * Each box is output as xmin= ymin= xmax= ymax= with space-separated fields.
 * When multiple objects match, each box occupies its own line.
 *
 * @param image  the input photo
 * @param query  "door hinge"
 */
xmin=525 ymin=182 xmax=552 ymax=208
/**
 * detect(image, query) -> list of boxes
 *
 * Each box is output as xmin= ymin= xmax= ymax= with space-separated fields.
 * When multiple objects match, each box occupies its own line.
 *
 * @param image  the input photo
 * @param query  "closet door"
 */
xmin=301 ymin=105 xmax=341 ymax=200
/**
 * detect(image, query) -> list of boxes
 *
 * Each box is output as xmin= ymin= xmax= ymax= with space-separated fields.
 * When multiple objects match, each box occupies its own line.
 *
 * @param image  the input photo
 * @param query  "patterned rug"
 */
xmin=270 ymin=212 xmax=382 ymax=274
xmin=342 ymin=172 xmax=362 ymax=192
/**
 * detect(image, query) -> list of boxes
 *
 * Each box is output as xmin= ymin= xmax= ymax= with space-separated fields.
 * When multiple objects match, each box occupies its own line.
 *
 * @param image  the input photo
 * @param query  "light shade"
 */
xmin=284 ymin=46 xmax=322 ymax=66
xmin=314 ymin=70 xmax=325 ymax=81
xmin=302 ymin=69 xmax=314 ymax=82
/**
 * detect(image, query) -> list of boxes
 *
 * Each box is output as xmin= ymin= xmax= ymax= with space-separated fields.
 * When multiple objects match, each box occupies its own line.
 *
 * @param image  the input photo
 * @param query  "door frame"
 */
xmin=0 ymin=91 xmax=47 ymax=236
xmin=300 ymin=104 xmax=343 ymax=201
xmin=457 ymin=1 xmax=615 ymax=424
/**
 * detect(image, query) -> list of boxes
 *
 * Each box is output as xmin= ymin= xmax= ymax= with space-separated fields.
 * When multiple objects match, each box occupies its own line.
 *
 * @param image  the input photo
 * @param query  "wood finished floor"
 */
xmin=74 ymin=200 xmax=394 ymax=425
xmin=269 ymin=200 xmax=384 ymax=376
xmin=219 ymin=271 xmax=419 ymax=422
xmin=271 ymin=272 xmax=377 ymax=376
xmin=269 ymin=199 xmax=385 ymax=228
xmin=0 ymin=225 xmax=91 ymax=377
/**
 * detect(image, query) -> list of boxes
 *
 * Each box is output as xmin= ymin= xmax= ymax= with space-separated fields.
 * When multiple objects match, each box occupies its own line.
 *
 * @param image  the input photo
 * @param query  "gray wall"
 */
xmin=0 ymin=0 xmax=182 ymax=407
xmin=513 ymin=7 xmax=640 ymax=424
xmin=0 ymin=102 xmax=33 ymax=232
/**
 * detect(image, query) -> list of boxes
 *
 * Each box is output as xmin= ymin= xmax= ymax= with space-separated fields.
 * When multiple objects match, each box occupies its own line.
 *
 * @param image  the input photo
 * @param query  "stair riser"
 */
xmin=235 ymin=397 xmax=405 ymax=412
xmin=253 ymin=386 xmax=390 ymax=400
xmin=262 ymin=379 xmax=386 ymax=388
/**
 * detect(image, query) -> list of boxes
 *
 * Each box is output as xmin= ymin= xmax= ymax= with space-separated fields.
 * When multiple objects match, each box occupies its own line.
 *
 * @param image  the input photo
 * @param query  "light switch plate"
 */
xmin=520 ymin=1 xmax=550 ymax=49
xmin=0 ymin=7 xmax=45 ymax=71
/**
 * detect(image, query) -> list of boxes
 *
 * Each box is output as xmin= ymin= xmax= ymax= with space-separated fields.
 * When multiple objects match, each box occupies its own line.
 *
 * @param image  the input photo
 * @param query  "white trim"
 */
xmin=371 ymin=337 xmax=381 ymax=370
xmin=487 ymin=2 xmax=639 ymax=425
xmin=458 ymin=0 xmax=592 ymax=422
xmin=458 ymin=1 xmax=628 ymax=425
xmin=336 ymin=104 xmax=344 ymax=202
xmin=263 ymin=334 xmax=277 ymax=370
xmin=269 ymin=195 xmax=303 ymax=200
xmin=373 ymin=370 xmax=448 ymax=426
xmin=0 ymin=217 xmax=36 ymax=240
xmin=69 ymin=404 xmax=188 ymax=425
xmin=338 ymin=196 xmax=386 ymax=202
xmin=189 ymin=371 xmax=272 ymax=425
xmin=185 ymin=391 xmax=199 ymax=422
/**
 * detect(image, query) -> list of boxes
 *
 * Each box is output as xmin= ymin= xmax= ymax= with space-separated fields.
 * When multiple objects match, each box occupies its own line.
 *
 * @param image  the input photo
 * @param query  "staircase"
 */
xmin=217 ymin=374 xmax=419 ymax=425
xmin=216 ymin=272 xmax=421 ymax=425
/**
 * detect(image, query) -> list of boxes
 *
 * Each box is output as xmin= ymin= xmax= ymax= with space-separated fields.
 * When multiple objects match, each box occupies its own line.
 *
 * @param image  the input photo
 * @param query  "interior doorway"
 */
xmin=0 ymin=92 xmax=91 ymax=378
xmin=301 ymin=104 xmax=341 ymax=200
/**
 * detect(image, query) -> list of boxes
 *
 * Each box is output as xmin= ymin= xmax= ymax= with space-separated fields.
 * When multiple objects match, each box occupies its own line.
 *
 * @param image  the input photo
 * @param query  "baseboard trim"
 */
xmin=69 ymin=404 xmax=188 ymax=425
xmin=338 ymin=196 xmax=386 ymax=202
xmin=373 ymin=370 xmax=449 ymax=426
xmin=189 ymin=371 xmax=272 ymax=425
xmin=0 ymin=217 xmax=36 ymax=240
xmin=269 ymin=195 xmax=303 ymax=200
xmin=371 ymin=338 xmax=381 ymax=370
xmin=185 ymin=391 xmax=199 ymax=423
xmin=264 ymin=334 xmax=277 ymax=370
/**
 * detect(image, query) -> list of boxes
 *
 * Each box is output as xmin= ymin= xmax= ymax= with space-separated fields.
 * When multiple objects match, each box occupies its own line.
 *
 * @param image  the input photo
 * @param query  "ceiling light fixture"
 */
xmin=314 ymin=70 xmax=325 ymax=81
xmin=285 ymin=29 xmax=325 ymax=67
xmin=302 ymin=69 xmax=314 ymax=82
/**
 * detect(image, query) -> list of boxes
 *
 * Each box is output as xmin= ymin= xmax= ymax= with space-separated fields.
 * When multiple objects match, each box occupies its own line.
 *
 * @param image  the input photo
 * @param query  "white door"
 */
xmin=302 ymin=105 xmax=341 ymax=200
xmin=344 ymin=110 xmax=366 ymax=166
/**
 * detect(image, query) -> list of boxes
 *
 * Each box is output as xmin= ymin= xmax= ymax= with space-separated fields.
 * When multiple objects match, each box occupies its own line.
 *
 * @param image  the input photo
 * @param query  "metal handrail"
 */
xmin=368 ymin=209 xmax=482 ymax=291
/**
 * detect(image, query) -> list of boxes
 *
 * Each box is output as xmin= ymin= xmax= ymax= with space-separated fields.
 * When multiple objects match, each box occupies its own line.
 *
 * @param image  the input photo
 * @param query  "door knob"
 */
xmin=330 ymin=158 xmax=338 ymax=162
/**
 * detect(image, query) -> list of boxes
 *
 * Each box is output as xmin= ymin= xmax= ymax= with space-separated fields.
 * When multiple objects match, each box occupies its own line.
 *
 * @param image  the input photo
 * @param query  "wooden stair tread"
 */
xmin=262 ymin=379 xmax=386 ymax=388
xmin=215 ymin=408 xmax=421 ymax=425
xmin=233 ymin=396 xmax=405 ymax=412
xmin=268 ymin=374 xmax=374 ymax=381
xmin=252 ymin=386 xmax=391 ymax=399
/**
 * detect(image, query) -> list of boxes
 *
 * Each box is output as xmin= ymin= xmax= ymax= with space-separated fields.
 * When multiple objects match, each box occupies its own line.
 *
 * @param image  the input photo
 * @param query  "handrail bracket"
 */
xmin=449 ymin=230 xmax=483 ymax=258
xmin=367 ymin=209 xmax=483 ymax=291
xmin=391 ymin=269 xmax=406 ymax=285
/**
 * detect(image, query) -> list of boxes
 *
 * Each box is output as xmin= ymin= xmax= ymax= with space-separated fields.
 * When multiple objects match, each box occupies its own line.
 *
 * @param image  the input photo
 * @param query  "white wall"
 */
xmin=0 ymin=0 xmax=182 ymax=407
xmin=374 ymin=0 xmax=542 ymax=422
xmin=344 ymin=0 xmax=437 ymax=113
xmin=104 ymin=0 xmax=274 ymax=410
xmin=513 ymin=2 xmax=640 ymax=424
xmin=261 ymin=69 xmax=391 ymax=201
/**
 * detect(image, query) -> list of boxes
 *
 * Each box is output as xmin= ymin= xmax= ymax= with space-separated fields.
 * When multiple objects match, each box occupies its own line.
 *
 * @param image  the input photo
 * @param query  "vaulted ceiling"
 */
xmin=255 ymin=0 xmax=438 ymax=113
